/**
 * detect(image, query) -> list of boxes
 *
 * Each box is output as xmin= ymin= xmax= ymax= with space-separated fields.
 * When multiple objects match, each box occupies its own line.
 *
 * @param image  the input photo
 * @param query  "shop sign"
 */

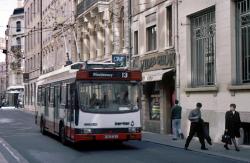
xmin=131 ymin=49 xmax=176 ymax=71
xmin=141 ymin=51 xmax=175 ymax=71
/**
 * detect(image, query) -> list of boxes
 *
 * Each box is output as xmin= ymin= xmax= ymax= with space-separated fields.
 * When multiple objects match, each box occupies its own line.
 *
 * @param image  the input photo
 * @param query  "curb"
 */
xmin=19 ymin=108 xmax=36 ymax=115
xmin=142 ymin=138 xmax=250 ymax=163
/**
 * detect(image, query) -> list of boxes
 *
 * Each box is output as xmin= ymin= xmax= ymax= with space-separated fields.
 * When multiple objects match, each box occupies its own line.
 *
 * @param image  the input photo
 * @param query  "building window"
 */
xmin=16 ymin=37 xmax=21 ymax=45
xmin=191 ymin=9 xmax=216 ymax=86
xmin=134 ymin=31 xmax=138 ymax=55
xmin=16 ymin=21 xmax=21 ymax=32
xmin=146 ymin=25 xmax=157 ymax=51
xmin=236 ymin=0 xmax=250 ymax=83
xmin=147 ymin=82 xmax=160 ymax=121
xmin=166 ymin=5 xmax=173 ymax=47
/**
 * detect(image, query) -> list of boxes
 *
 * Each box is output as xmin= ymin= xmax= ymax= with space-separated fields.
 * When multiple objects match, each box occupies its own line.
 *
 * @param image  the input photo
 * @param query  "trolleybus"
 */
xmin=35 ymin=62 xmax=142 ymax=144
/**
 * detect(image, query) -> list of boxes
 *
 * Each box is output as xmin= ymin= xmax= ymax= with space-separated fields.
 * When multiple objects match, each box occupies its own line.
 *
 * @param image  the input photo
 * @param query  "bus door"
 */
xmin=66 ymin=84 xmax=75 ymax=140
xmin=54 ymin=86 xmax=60 ymax=134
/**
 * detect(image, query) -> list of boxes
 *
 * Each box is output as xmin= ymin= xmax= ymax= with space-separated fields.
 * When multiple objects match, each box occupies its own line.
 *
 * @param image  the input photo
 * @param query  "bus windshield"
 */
xmin=77 ymin=82 xmax=140 ymax=113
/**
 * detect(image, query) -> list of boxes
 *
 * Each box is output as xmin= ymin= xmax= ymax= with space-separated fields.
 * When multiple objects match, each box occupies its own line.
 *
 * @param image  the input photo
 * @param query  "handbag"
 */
xmin=221 ymin=131 xmax=232 ymax=145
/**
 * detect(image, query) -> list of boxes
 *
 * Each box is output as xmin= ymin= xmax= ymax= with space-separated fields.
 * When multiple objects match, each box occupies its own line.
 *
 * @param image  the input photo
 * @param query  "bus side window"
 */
xmin=66 ymin=84 xmax=70 ymax=109
xmin=70 ymin=84 xmax=76 ymax=123
xmin=37 ymin=87 xmax=41 ymax=106
xmin=60 ymin=85 xmax=66 ymax=107
xmin=41 ymin=87 xmax=45 ymax=107
xmin=50 ymin=86 xmax=54 ymax=107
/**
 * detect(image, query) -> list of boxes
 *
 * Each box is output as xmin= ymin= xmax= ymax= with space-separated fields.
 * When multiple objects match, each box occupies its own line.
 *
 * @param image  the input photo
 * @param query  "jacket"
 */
xmin=188 ymin=108 xmax=201 ymax=123
xmin=171 ymin=105 xmax=182 ymax=119
xmin=225 ymin=111 xmax=241 ymax=138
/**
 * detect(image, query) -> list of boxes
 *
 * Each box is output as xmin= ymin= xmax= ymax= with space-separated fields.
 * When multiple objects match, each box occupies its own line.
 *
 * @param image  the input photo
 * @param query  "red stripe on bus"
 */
xmin=74 ymin=133 xmax=141 ymax=142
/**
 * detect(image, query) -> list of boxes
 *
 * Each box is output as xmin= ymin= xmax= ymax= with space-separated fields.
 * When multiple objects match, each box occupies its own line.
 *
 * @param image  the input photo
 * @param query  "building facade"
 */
xmin=24 ymin=0 xmax=42 ymax=111
xmin=75 ymin=0 xmax=130 ymax=63
xmin=0 ymin=62 xmax=7 ymax=100
xmin=5 ymin=6 xmax=25 ymax=91
xmin=179 ymin=0 xmax=250 ymax=144
xmin=131 ymin=0 xmax=177 ymax=134
xmin=41 ymin=0 xmax=76 ymax=71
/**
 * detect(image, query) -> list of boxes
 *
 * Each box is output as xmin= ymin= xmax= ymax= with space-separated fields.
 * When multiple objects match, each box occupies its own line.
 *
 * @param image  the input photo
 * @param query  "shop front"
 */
xmin=132 ymin=49 xmax=176 ymax=134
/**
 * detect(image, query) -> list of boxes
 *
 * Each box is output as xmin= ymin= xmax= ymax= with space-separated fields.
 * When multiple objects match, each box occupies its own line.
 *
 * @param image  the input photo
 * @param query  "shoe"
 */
xmin=224 ymin=144 xmax=229 ymax=150
xmin=184 ymin=146 xmax=188 ymax=150
xmin=236 ymin=148 xmax=240 ymax=152
xmin=172 ymin=138 xmax=177 ymax=141
xmin=201 ymin=147 xmax=208 ymax=150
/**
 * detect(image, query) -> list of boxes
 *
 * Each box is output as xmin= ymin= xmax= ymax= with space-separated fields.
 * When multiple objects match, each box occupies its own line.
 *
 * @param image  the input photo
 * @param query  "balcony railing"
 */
xmin=76 ymin=0 xmax=108 ymax=17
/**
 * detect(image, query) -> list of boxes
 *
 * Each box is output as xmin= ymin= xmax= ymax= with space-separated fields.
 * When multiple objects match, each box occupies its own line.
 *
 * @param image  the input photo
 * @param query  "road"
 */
xmin=0 ymin=109 xmax=245 ymax=163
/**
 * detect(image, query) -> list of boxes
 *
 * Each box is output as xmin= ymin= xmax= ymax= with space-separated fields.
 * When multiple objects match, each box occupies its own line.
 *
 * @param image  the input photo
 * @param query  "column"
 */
xmin=123 ymin=0 xmax=130 ymax=54
xmin=104 ymin=21 xmax=111 ymax=58
xmin=88 ymin=20 xmax=96 ymax=60
xmin=112 ymin=0 xmax=120 ymax=54
xmin=160 ymin=84 xmax=171 ymax=134
xmin=89 ymin=30 xmax=96 ymax=60
xmin=96 ymin=27 xmax=104 ymax=59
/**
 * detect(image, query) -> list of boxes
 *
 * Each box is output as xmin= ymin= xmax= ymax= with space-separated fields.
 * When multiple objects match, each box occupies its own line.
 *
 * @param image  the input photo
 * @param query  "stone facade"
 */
xmin=131 ymin=0 xmax=177 ymax=134
xmin=0 ymin=62 xmax=7 ymax=99
xmin=24 ymin=0 xmax=41 ymax=111
xmin=179 ymin=0 xmax=250 ymax=144
xmin=5 ymin=6 xmax=25 ymax=90
xmin=75 ymin=0 xmax=130 ymax=62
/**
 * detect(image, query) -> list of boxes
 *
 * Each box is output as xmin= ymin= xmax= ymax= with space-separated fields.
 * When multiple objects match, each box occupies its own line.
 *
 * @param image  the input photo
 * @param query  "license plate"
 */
xmin=104 ymin=134 xmax=118 ymax=139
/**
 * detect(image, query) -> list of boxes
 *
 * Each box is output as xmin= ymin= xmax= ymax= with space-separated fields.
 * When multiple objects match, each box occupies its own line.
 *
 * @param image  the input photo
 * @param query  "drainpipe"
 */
xmin=128 ymin=0 xmax=132 ymax=68
xmin=175 ymin=0 xmax=180 ymax=101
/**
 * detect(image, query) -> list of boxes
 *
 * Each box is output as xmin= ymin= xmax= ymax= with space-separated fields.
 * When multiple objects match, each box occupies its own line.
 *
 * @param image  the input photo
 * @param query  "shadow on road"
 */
xmin=74 ymin=141 xmax=139 ymax=152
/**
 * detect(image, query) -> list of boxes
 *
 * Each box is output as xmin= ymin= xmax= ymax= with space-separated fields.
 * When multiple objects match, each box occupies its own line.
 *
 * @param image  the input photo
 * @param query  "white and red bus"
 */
xmin=35 ymin=62 xmax=142 ymax=144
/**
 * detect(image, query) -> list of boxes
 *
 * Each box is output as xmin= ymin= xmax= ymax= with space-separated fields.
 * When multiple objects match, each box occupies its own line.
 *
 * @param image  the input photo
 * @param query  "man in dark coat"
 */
xmin=224 ymin=103 xmax=241 ymax=151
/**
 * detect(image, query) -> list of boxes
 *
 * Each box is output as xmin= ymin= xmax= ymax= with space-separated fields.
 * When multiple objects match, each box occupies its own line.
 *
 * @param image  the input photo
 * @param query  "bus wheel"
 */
xmin=60 ymin=126 xmax=67 ymax=145
xmin=40 ymin=119 xmax=46 ymax=135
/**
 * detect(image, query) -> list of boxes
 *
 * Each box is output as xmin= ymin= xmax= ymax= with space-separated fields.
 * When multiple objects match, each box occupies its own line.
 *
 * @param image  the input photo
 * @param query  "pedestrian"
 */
xmin=171 ymin=99 xmax=184 ymax=140
xmin=224 ymin=103 xmax=241 ymax=151
xmin=184 ymin=102 xmax=207 ymax=150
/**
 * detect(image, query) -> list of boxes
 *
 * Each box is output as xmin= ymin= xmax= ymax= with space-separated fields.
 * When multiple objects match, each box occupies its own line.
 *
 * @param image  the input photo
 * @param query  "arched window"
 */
xmin=16 ymin=21 xmax=21 ymax=32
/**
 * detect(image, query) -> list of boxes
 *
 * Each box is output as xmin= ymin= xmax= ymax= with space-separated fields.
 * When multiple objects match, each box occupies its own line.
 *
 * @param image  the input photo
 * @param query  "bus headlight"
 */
xmin=83 ymin=129 xmax=92 ymax=134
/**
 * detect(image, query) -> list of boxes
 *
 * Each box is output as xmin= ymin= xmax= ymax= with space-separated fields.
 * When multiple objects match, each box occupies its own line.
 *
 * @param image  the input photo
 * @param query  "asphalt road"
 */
xmin=0 ymin=109 xmax=245 ymax=163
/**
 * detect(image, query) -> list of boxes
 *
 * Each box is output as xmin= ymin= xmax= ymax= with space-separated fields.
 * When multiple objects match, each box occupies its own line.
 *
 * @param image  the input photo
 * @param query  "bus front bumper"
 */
xmin=74 ymin=133 xmax=142 ymax=142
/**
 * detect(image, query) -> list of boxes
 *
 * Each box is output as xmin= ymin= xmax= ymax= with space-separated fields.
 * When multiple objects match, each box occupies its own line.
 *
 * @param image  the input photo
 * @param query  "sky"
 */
xmin=0 ymin=0 xmax=17 ymax=62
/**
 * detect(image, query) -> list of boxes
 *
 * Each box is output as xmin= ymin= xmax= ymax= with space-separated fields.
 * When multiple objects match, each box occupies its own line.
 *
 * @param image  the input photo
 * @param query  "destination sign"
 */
xmin=89 ymin=71 xmax=129 ymax=79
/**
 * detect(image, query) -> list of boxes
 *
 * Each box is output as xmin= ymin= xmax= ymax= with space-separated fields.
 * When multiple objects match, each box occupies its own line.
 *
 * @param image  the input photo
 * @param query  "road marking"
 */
xmin=0 ymin=118 xmax=14 ymax=124
xmin=0 ymin=137 xmax=29 ymax=163
xmin=0 ymin=152 xmax=8 ymax=163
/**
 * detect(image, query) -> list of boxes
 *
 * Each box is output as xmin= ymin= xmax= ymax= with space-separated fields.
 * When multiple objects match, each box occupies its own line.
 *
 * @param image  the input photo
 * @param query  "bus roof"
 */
xmin=37 ymin=62 xmax=141 ymax=86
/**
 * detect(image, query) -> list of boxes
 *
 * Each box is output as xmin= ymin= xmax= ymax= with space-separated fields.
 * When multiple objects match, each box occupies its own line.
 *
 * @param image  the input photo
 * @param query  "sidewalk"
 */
xmin=0 ymin=152 xmax=8 ymax=163
xmin=142 ymin=132 xmax=250 ymax=163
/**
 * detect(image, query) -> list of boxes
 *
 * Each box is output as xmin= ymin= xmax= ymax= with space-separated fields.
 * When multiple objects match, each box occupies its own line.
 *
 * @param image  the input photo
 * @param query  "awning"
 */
xmin=142 ymin=68 xmax=174 ymax=82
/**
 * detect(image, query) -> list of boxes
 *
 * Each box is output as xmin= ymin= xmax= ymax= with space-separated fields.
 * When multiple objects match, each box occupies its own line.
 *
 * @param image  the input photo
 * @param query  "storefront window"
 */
xmin=149 ymin=95 xmax=160 ymax=120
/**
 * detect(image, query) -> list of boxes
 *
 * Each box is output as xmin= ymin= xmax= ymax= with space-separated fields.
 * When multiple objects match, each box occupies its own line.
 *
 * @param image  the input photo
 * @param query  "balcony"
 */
xmin=76 ymin=0 xmax=109 ymax=17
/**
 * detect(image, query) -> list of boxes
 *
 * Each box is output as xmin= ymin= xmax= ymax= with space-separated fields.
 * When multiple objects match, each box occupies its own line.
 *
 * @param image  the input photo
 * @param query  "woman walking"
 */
xmin=224 ymin=103 xmax=241 ymax=151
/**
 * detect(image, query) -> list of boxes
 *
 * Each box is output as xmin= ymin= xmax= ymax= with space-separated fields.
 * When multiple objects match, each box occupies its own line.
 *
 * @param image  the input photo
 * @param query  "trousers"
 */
xmin=185 ymin=122 xmax=205 ymax=148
